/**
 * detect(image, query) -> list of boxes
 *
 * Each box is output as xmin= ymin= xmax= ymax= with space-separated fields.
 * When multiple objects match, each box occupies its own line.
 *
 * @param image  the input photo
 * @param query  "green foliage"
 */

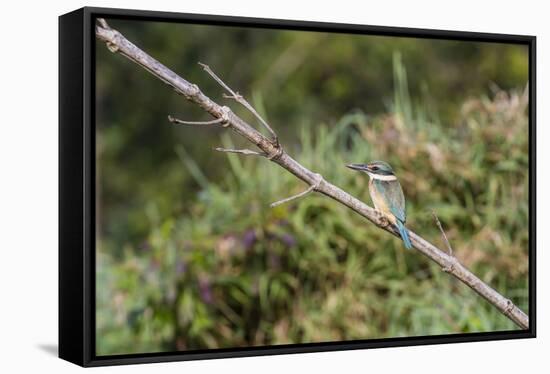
xmin=95 ymin=20 xmax=529 ymax=355
xmin=96 ymin=64 xmax=528 ymax=355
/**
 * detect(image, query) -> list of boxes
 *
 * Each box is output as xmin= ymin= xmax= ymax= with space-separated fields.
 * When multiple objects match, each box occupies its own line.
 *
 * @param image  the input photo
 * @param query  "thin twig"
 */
xmin=95 ymin=22 xmax=529 ymax=330
xmin=199 ymin=62 xmax=279 ymax=143
xmin=168 ymin=115 xmax=226 ymax=126
xmin=214 ymin=147 xmax=266 ymax=156
xmin=270 ymin=173 xmax=323 ymax=207
xmin=431 ymin=210 xmax=454 ymax=256
xmin=271 ymin=185 xmax=315 ymax=207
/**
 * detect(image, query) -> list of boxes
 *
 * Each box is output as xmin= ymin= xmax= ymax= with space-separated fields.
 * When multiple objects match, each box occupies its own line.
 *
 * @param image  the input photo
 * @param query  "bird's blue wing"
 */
xmin=376 ymin=180 xmax=406 ymax=223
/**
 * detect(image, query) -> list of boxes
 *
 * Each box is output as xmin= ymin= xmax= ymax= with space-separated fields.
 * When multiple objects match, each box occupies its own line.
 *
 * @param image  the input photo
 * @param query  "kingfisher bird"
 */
xmin=346 ymin=161 xmax=412 ymax=249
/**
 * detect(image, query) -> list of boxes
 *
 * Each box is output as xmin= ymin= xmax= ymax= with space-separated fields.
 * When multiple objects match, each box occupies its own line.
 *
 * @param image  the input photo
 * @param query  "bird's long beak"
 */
xmin=346 ymin=163 xmax=369 ymax=172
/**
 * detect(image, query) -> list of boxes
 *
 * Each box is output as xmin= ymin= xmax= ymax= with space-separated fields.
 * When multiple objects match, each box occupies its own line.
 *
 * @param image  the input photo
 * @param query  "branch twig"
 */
xmin=168 ymin=115 xmax=227 ymax=126
xmin=431 ymin=210 xmax=455 ymax=272
xmin=431 ymin=210 xmax=454 ymax=256
xmin=214 ymin=147 xmax=266 ymax=156
xmin=199 ymin=62 xmax=279 ymax=144
xmin=271 ymin=173 xmax=324 ymax=207
xmin=95 ymin=19 xmax=529 ymax=330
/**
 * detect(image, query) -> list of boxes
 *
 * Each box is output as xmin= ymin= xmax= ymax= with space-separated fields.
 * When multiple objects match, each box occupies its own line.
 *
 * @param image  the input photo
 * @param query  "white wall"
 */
xmin=0 ymin=0 xmax=546 ymax=372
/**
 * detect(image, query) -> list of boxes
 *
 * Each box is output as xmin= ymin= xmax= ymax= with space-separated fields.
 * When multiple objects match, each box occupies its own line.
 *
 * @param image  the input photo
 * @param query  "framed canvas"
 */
xmin=59 ymin=6 xmax=536 ymax=367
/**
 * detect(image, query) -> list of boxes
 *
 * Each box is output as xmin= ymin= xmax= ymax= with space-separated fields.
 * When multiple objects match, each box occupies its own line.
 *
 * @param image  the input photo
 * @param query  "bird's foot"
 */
xmin=379 ymin=214 xmax=390 ymax=228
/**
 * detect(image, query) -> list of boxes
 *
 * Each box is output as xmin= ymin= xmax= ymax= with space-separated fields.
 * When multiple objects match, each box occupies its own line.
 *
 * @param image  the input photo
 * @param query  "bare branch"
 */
xmin=266 ymin=145 xmax=284 ymax=161
xmin=96 ymin=22 xmax=529 ymax=330
xmin=214 ymin=147 xmax=266 ymax=156
xmin=199 ymin=62 xmax=279 ymax=143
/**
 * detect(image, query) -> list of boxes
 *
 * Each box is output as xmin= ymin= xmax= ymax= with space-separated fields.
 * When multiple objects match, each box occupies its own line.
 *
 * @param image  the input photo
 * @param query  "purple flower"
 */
xmin=277 ymin=219 xmax=290 ymax=227
xmin=176 ymin=260 xmax=186 ymax=275
xmin=242 ymin=229 xmax=257 ymax=250
xmin=199 ymin=278 xmax=214 ymax=305
xmin=280 ymin=233 xmax=297 ymax=247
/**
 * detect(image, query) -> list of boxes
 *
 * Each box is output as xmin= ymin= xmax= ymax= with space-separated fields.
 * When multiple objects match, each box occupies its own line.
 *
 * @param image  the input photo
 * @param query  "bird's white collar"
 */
xmin=366 ymin=172 xmax=397 ymax=181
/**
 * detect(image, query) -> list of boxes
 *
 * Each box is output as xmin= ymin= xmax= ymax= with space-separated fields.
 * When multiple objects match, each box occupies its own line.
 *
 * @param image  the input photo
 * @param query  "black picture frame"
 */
xmin=59 ymin=6 xmax=536 ymax=367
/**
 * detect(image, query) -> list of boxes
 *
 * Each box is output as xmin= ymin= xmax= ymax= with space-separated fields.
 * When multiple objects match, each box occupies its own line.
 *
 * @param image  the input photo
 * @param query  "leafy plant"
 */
xmin=96 ymin=57 xmax=528 ymax=356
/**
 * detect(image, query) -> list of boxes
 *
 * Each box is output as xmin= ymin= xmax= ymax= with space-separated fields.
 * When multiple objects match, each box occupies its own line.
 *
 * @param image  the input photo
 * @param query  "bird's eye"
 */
xmin=371 ymin=166 xmax=379 ymax=171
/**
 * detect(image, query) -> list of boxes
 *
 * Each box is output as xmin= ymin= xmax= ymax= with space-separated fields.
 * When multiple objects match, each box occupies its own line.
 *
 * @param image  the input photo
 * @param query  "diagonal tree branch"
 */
xmin=95 ymin=19 xmax=529 ymax=330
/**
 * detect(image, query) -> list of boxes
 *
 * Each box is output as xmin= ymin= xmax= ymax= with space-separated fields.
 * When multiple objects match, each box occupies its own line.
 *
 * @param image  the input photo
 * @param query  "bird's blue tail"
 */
xmin=396 ymin=220 xmax=412 ymax=250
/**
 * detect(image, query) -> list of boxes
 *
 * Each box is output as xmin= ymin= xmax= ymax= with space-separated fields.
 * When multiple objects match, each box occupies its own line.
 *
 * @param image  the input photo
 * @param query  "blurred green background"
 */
xmin=95 ymin=18 xmax=529 ymax=355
